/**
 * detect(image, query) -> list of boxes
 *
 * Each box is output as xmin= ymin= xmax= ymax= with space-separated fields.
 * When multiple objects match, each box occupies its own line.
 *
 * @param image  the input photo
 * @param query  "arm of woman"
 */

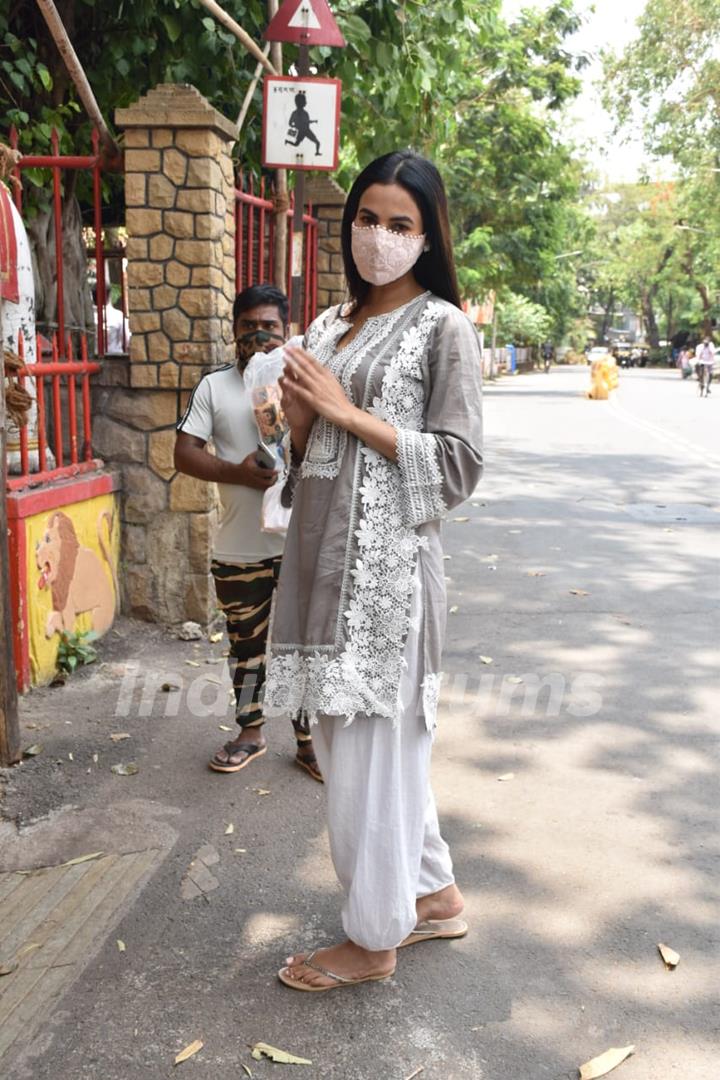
xmin=394 ymin=307 xmax=484 ymax=528
xmin=281 ymin=345 xmax=398 ymax=462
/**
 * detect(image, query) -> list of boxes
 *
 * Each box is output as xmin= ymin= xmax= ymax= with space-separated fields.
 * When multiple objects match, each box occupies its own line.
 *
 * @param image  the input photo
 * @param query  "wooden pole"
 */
xmin=196 ymin=0 xmax=277 ymax=74
xmin=34 ymin=0 xmax=119 ymax=157
xmin=237 ymin=44 xmax=271 ymax=132
xmin=267 ymin=0 xmax=288 ymax=292
xmin=0 ymin=298 xmax=21 ymax=767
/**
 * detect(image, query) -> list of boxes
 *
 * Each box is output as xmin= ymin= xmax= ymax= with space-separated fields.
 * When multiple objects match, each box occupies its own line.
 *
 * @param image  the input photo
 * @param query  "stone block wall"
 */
xmin=306 ymin=175 xmax=347 ymax=312
xmin=95 ymin=84 xmax=237 ymax=625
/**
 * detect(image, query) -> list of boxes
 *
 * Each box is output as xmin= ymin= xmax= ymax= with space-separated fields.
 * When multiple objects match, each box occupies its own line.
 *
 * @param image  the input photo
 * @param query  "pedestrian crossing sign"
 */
xmin=262 ymin=76 xmax=342 ymax=172
xmin=264 ymin=0 xmax=346 ymax=47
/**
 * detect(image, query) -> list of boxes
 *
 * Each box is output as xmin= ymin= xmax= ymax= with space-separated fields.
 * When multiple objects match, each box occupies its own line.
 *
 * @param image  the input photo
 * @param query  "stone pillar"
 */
xmin=96 ymin=84 xmax=237 ymax=624
xmin=306 ymin=175 xmax=347 ymax=311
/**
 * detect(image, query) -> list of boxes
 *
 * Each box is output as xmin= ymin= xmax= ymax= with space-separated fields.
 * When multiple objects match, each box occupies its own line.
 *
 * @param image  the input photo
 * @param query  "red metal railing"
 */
xmin=9 ymin=126 xmax=124 ymax=358
xmin=6 ymin=330 xmax=102 ymax=492
xmin=235 ymin=174 xmax=318 ymax=327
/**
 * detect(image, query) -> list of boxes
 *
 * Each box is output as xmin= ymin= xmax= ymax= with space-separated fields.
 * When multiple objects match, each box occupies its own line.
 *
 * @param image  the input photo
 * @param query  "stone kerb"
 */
xmin=103 ymin=84 xmax=237 ymax=625
xmin=306 ymin=175 xmax=347 ymax=311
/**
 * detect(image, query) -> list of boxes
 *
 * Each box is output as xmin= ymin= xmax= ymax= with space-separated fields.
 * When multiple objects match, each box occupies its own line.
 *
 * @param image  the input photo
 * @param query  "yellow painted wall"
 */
xmin=26 ymin=493 xmax=120 ymax=685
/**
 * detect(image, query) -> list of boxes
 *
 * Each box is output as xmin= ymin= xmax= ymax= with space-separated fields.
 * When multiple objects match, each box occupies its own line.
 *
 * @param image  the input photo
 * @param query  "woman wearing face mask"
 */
xmin=264 ymin=150 xmax=483 ymax=991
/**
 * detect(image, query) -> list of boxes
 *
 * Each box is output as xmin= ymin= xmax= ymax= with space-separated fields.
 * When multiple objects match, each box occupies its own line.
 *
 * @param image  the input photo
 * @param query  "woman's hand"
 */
xmin=281 ymin=345 xmax=356 ymax=430
xmin=279 ymin=370 xmax=316 ymax=433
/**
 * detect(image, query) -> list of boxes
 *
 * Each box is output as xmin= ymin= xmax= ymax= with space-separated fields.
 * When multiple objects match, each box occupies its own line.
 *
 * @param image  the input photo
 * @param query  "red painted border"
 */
xmin=8 ymin=516 xmax=30 ymax=692
xmin=7 ymin=470 xmax=119 ymax=520
xmin=262 ymin=75 xmax=342 ymax=172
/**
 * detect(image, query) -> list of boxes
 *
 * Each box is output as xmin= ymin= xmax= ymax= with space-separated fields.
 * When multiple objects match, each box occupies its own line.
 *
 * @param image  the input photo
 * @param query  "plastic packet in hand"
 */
xmin=244 ymin=336 xmax=303 ymax=469
xmin=244 ymin=337 xmax=303 ymax=534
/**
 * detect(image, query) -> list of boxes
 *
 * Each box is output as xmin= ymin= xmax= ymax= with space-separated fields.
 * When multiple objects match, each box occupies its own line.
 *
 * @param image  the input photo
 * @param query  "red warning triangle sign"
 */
xmin=264 ymin=0 xmax=346 ymax=47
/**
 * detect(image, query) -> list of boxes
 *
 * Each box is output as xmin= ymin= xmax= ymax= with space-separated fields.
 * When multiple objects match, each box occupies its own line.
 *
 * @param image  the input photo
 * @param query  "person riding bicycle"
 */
xmin=695 ymin=336 xmax=715 ymax=397
xmin=541 ymin=340 xmax=554 ymax=373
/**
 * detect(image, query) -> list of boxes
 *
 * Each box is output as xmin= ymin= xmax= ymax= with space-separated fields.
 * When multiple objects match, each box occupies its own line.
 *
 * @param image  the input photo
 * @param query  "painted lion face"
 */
xmin=36 ymin=522 xmax=62 ymax=590
xmin=36 ymin=512 xmax=80 ymax=607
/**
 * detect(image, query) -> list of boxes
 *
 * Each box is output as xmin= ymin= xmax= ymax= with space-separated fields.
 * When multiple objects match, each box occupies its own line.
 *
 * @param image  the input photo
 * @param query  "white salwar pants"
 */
xmin=311 ymin=560 xmax=455 ymax=952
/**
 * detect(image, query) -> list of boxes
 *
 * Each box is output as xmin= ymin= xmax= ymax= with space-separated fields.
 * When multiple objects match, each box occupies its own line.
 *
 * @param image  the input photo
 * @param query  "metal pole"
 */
xmin=267 ymin=0 xmax=288 ymax=292
xmin=290 ymin=42 xmax=310 ymax=333
xmin=0 ymin=298 xmax=21 ymax=766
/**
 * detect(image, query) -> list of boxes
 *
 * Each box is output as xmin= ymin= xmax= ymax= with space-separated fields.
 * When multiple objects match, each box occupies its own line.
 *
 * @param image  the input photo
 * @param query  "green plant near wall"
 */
xmin=56 ymin=630 xmax=98 ymax=675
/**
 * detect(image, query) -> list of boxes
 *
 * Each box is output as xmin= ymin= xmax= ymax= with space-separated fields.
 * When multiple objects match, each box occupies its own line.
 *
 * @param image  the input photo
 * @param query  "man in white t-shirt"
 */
xmin=174 ymin=285 xmax=321 ymax=781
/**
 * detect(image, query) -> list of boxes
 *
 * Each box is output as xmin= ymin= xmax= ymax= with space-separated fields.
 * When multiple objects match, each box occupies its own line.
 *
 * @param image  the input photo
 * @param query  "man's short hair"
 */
xmin=233 ymin=284 xmax=289 ymax=327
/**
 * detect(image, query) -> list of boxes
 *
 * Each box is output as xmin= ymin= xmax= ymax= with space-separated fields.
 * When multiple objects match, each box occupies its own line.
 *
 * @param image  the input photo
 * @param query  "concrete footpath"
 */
xmin=1 ymin=366 xmax=718 ymax=1080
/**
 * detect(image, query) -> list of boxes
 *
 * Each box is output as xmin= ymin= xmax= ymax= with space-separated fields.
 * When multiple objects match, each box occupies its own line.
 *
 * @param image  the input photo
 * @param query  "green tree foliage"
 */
xmin=603 ymin=0 xmax=720 ymax=340
xmin=497 ymin=291 xmax=552 ymax=344
xmin=1 ymin=0 xmax=590 ymax=329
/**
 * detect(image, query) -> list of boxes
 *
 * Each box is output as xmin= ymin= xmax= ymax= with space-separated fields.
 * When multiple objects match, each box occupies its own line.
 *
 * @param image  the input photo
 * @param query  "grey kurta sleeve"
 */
xmin=396 ymin=306 xmax=484 ymax=529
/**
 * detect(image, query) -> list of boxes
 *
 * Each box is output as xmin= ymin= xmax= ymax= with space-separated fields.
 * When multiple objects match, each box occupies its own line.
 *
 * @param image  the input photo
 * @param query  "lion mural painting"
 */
xmin=36 ymin=510 xmax=118 ymax=638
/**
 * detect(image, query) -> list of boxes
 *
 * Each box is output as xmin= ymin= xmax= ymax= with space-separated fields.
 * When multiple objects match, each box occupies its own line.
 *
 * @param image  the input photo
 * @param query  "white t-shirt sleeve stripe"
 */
xmin=176 ymin=375 xmax=213 ymax=440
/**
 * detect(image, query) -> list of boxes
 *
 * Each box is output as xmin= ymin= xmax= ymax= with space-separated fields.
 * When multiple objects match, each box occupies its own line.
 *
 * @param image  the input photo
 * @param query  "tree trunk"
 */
xmin=25 ymin=175 xmax=95 ymax=348
xmin=642 ymin=292 xmax=660 ymax=348
xmin=599 ymin=288 xmax=614 ymax=341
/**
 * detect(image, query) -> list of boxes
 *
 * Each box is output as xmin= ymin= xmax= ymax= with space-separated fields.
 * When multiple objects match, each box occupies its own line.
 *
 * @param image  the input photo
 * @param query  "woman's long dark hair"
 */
xmin=341 ymin=150 xmax=462 ymax=312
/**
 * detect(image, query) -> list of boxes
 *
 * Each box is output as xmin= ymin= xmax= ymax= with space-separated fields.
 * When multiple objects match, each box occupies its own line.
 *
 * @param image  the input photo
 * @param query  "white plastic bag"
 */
xmin=244 ymin=337 xmax=303 ymax=535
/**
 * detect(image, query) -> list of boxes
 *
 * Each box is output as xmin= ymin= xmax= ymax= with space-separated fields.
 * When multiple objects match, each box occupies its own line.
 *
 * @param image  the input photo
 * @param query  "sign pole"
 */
xmin=267 ymin=0 xmax=288 ymax=292
xmin=290 ymin=41 xmax=310 ymax=334
xmin=0 ymin=298 xmax=21 ymax=767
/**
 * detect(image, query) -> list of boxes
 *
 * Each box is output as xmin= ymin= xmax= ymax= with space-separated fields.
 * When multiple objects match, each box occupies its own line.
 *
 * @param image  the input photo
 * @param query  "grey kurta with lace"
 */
xmin=264 ymin=291 xmax=484 ymax=727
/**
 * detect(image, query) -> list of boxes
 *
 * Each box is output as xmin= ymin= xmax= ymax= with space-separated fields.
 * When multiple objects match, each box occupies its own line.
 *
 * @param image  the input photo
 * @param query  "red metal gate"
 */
xmin=235 ymin=173 xmax=318 ymax=328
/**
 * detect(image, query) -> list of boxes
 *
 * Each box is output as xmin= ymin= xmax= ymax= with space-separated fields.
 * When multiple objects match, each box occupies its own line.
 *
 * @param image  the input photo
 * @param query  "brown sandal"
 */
xmin=295 ymin=744 xmax=323 ymax=783
xmin=209 ymin=739 xmax=267 ymax=774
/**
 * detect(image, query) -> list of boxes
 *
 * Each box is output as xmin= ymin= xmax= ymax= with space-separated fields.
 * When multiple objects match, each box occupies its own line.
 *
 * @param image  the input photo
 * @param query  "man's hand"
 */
xmin=174 ymin=434 xmax=277 ymax=490
xmin=229 ymin=452 xmax=278 ymax=490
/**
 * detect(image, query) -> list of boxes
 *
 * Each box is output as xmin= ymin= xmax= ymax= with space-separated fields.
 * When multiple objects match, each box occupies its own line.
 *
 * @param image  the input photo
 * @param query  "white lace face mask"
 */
xmin=351 ymin=223 xmax=426 ymax=286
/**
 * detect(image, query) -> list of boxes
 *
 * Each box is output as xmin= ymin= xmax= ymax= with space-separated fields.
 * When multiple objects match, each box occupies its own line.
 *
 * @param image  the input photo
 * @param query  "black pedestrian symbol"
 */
xmin=285 ymin=92 xmax=322 ymax=157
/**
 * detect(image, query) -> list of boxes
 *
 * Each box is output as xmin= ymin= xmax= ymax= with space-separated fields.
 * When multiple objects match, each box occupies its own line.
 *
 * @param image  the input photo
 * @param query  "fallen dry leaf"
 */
xmin=161 ymin=682 xmax=180 ymax=692
xmin=497 ymin=773 xmax=515 ymax=782
xmin=242 ymin=1066 xmax=253 ymax=1078
xmin=570 ymin=588 xmax=590 ymax=597
xmin=174 ymin=1040 xmax=204 ymax=1066
xmin=250 ymin=1042 xmax=311 ymax=1065
xmin=62 ymin=852 xmax=104 ymax=867
xmin=185 ymin=660 xmax=201 ymax=667
xmin=219 ymin=724 xmax=233 ymax=732
xmin=209 ymin=631 xmax=223 ymax=643
xmin=23 ymin=744 xmax=43 ymax=757
xmin=579 ymin=1045 xmax=635 ymax=1079
xmin=0 ymin=960 xmax=19 ymax=976
xmin=479 ymin=655 xmax=494 ymax=665
xmin=109 ymin=733 xmax=131 ymax=742
xmin=92 ymin=753 xmax=98 ymax=763
xmin=405 ymin=1069 xmax=425 ymax=1080
xmin=16 ymin=943 xmax=42 ymax=958
xmin=443 ymin=555 xmax=452 ymax=561
xmin=111 ymin=763 xmax=139 ymax=777
xmin=507 ymin=676 xmax=523 ymax=684
xmin=117 ymin=939 xmax=126 ymax=952
xmin=657 ymin=943 xmax=680 ymax=969
xmin=225 ymin=823 xmax=234 ymax=835
xmin=449 ymin=605 xmax=459 ymax=614
xmin=235 ymin=848 xmax=247 ymax=853
xmin=253 ymin=788 xmax=271 ymax=796
xmin=452 ymin=516 xmax=469 ymax=523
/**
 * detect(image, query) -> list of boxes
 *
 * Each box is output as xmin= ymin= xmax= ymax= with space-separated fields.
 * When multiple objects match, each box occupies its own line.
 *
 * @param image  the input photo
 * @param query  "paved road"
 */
xmin=2 ymin=365 xmax=718 ymax=1080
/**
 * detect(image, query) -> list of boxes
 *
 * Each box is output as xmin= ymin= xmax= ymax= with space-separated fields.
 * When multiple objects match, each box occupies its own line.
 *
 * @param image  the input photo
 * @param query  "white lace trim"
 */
xmin=265 ymin=299 xmax=444 ymax=724
xmin=396 ymin=429 xmax=446 ymax=528
xmin=301 ymin=297 xmax=428 ymax=480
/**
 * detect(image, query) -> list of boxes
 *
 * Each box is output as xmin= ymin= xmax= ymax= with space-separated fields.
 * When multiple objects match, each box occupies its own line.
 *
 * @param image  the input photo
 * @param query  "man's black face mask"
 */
xmin=235 ymin=329 xmax=285 ymax=365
